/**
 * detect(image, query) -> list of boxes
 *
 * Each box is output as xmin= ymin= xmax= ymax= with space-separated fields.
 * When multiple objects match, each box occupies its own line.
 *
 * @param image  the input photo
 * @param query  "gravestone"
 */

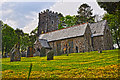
xmin=27 ymin=46 xmax=35 ymax=57
xmin=40 ymin=47 xmax=46 ymax=57
xmin=4 ymin=53 xmax=8 ymax=58
xmin=21 ymin=51 xmax=27 ymax=57
xmin=10 ymin=43 xmax=21 ymax=62
xmin=33 ymin=51 xmax=40 ymax=57
xmin=98 ymin=48 xmax=102 ymax=53
xmin=47 ymin=50 xmax=54 ymax=60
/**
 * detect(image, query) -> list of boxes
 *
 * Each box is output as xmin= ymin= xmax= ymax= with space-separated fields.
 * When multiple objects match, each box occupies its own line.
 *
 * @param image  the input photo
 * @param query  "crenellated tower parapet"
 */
xmin=38 ymin=9 xmax=61 ymax=35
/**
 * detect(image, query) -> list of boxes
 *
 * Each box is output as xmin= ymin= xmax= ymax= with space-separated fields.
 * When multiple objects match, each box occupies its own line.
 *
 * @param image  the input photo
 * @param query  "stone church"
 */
xmin=34 ymin=10 xmax=113 ymax=56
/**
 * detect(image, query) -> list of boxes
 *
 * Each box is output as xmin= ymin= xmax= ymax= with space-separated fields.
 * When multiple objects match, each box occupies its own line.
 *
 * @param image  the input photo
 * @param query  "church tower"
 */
xmin=38 ymin=9 xmax=61 ymax=35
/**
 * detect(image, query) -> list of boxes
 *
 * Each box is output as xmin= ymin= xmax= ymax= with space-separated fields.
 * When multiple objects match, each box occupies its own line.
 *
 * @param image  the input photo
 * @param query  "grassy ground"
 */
xmin=1 ymin=49 xmax=120 ymax=79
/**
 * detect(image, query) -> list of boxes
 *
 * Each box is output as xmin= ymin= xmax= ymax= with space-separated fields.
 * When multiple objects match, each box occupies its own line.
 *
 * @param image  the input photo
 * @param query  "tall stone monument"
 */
xmin=10 ymin=43 xmax=21 ymax=62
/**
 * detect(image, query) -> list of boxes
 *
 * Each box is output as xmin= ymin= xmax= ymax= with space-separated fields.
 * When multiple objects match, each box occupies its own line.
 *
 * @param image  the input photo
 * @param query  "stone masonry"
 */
xmin=35 ymin=9 xmax=113 ymax=56
xmin=38 ymin=9 xmax=60 ymax=35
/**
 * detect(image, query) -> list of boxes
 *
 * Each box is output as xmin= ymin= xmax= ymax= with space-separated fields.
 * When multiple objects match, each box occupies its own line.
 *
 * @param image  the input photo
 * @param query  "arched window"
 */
xmin=37 ymin=48 xmax=40 ymax=52
xmin=52 ymin=20 xmax=54 ymax=25
xmin=76 ymin=46 xmax=78 ymax=53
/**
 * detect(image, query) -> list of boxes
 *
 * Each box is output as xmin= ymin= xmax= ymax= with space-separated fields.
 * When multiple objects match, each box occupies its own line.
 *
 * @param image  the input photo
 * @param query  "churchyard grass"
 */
xmin=1 ymin=49 xmax=119 ymax=79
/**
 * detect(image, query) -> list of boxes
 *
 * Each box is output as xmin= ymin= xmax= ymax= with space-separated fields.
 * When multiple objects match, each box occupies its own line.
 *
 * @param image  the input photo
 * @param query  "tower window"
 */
xmin=52 ymin=20 xmax=54 ymax=25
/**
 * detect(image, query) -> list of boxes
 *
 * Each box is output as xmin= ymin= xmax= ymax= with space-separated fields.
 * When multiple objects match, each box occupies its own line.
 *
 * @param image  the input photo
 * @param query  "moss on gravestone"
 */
xmin=47 ymin=50 xmax=54 ymax=60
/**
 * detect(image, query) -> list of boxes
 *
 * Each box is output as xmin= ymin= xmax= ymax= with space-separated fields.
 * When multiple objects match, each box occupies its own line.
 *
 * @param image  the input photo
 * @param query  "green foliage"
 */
xmin=15 ymin=28 xmax=24 ymax=52
xmin=77 ymin=3 xmax=93 ymax=18
xmin=98 ymin=1 xmax=120 ymax=49
xmin=58 ymin=15 xmax=78 ymax=29
xmin=103 ymin=13 xmax=120 ymax=49
xmin=21 ymin=33 xmax=30 ymax=51
xmin=58 ymin=23 xmax=64 ymax=29
xmin=1 ymin=49 xmax=119 ymax=78
xmin=97 ymin=1 xmax=120 ymax=14
xmin=29 ymin=26 xmax=38 ymax=46
xmin=2 ymin=24 xmax=18 ymax=56
xmin=58 ymin=3 xmax=95 ymax=29
xmin=15 ymin=28 xmax=24 ymax=38
xmin=77 ymin=3 xmax=95 ymax=24
xmin=63 ymin=15 xmax=77 ymax=27
xmin=30 ymin=26 xmax=38 ymax=36
xmin=2 ymin=22 xmax=38 ymax=57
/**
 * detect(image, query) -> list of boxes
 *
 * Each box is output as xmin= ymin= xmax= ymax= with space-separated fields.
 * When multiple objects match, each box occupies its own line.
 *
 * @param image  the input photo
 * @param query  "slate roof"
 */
xmin=90 ymin=20 xmax=107 ymax=37
xmin=39 ymin=23 xmax=88 ymax=42
xmin=35 ymin=39 xmax=51 ymax=48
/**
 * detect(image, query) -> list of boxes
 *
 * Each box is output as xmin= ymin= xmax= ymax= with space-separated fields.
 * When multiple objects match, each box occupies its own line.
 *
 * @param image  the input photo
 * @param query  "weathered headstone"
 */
xmin=21 ymin=51 xmax=27 ymax=57
xmin=4 ymin=53 xmax=8 ymax=58
xmin=33 ymin=51 xmax=40 ymax=57
xmin=27 ymin=46 xmax=35 ymax=57
xmin=40 ymin=47 xmax=46 ymax=57
xmin=10 ymin=43 xmax=21 ymax=62
xmin=47 ymin=50 xmax=54 ymax=60
xmin=98 ymin=48 xmax=102 ymax=53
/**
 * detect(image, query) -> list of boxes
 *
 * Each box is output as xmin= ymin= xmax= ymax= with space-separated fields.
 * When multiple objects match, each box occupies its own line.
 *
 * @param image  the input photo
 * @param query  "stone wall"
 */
xmin=84 ymin=25 xmax=92 ymax=52
xmin=48 ymin=25 xmax=92 ymax=55
xmin=34 ymin=40 xmax=51 ymax=56
xmin=34 ymin=40 xmax=42 ymax=51
xmin=103 ymin=25 xmax=113 ymax=50
xmin=34 ymin=40 xmax=41 ymax=56
xmin=92 ymin=35 xmax=113 ymax=51
xmin=38 ymin=9 xmax=60 ymax=35
xmin=92 ymin=25 xmax=113 ymax=51
xmin=49 ymin=36 xmax=92 ymax=55
xmin=92 ymin=36 xmax=104 ymax=51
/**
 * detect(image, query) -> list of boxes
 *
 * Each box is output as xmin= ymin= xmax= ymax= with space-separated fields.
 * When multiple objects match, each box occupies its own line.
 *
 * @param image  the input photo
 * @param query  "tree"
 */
xmin=15 ymin=28 xmax=24 ymax=40
xmin=2 ymin=24 xmax=18 ymax=57
xmin=97 ymin=1 xmax=120 ymax=49
xmin=97 ymin=1 xmax=119 ymax=14
xmin=58 ymin=15 xmax=77 ymax=29
xmin=30 ymin=26 xmax=38 ymax=36
xmin=58 ymin=23 xmax=64 ymax=29
xmin=15 ymin=28 xmax=24 ymax=52
xmin=78 ymin=3 xmax=93 ymax=18
xmin=103 ymin=13 xmax=120 ymax=49
xmin=58 ymin=3 xmax=95 ymax=29
xmin=21 ymin=33 xmax=30 ymax=51
xmin=29 ymin=27 xmax=38 ymax=46
xmin=77 ymin=3 xmax=94 ymax=23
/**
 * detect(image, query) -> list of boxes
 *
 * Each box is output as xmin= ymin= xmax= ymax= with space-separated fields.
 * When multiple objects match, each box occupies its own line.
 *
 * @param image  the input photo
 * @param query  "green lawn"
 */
xmin=1 ymin=49 xmax=120 ymax=79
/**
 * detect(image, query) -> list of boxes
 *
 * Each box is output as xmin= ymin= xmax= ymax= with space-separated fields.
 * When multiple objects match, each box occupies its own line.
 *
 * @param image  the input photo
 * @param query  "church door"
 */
xmin=76 ymin=46 xmax=78 ymax=53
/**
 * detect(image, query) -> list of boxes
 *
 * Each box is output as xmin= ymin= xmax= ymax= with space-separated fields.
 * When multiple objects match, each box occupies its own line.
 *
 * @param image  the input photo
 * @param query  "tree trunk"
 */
xmin=116 ymin=37 xmax=120 ymax=49
xmin=5 ymin=47 xmax=7 ymax=57
xmin=2 ymin=46 xmax=4 ymax=57
xmin=115 ymin=31 xmax=120 ymax=49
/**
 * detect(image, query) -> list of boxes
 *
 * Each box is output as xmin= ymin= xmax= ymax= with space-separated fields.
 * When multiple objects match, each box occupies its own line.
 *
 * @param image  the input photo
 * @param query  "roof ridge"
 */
xmin=90 ymin=20 xmax=106 ymax=25
xmin=41 ymin=22 xmax=88 ymax=34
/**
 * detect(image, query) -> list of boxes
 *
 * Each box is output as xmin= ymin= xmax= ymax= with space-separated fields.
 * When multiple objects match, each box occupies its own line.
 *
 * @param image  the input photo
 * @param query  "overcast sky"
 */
xmin=0 ymin=0 xmax=106 ymax=33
